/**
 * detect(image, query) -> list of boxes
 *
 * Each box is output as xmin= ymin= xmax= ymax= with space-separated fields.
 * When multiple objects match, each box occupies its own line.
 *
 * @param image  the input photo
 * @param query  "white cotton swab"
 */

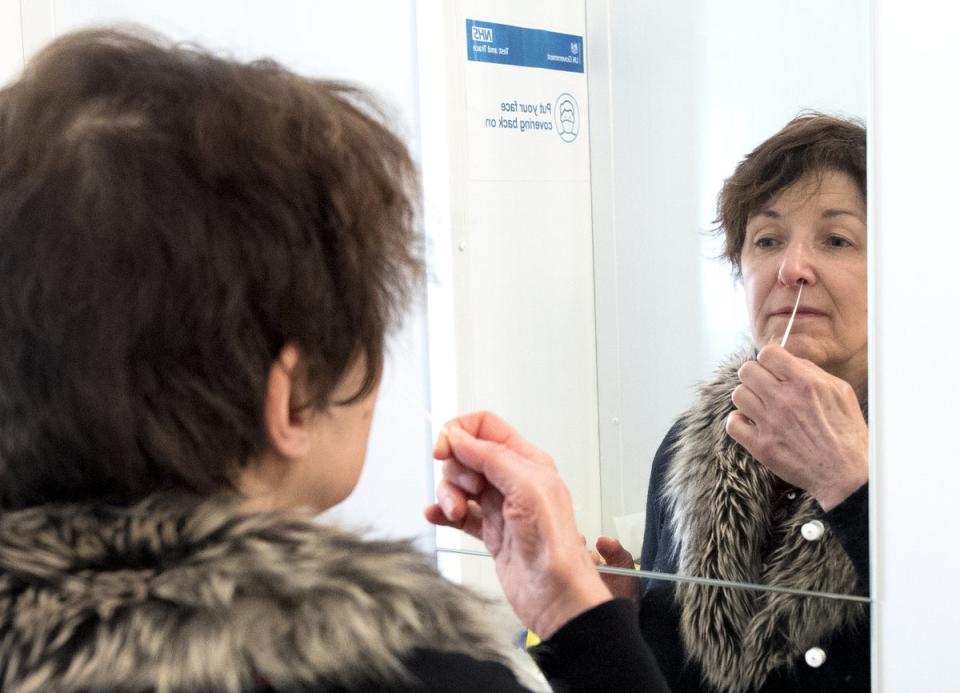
xmin=779 ymin=281 xmax=805 ymax=348
xmin=399 ymin=389 xmax=449 ymax=439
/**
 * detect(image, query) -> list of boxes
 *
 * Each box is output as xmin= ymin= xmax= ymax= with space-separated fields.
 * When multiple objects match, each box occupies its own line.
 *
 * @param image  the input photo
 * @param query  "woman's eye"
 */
xmin=826 ymin=235 xmax=853 ymax=248
xmin=754 ymin=236 xmax=778 ymax=248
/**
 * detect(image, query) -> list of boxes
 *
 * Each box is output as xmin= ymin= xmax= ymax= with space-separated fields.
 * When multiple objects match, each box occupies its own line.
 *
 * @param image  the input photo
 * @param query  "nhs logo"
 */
xmin=472 ymin=26 xmax=494 ymax=43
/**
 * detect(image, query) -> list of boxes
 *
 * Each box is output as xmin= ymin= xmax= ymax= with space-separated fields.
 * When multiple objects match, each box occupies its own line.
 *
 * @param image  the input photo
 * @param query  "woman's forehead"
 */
xmin=751 ymin=171 xmax=865 ymax=224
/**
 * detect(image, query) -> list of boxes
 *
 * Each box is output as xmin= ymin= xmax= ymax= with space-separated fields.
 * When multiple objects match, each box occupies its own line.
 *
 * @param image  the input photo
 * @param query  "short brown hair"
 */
xmin=0 ymin=29 xmax=423 ymax=509
xmin=716 ymin=112 xmax=866 ymax=275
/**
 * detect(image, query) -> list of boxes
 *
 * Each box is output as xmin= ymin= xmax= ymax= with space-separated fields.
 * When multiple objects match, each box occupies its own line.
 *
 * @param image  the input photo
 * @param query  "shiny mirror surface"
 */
xmin=439 ymin=547 xmax=871 ymax=691
xmin=591 ymin=0 xmax=871 ymax=600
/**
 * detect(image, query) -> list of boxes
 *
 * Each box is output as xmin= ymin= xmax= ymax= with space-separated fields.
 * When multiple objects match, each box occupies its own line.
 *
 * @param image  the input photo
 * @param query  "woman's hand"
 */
xmin=424 ymin=411 xmax=611 ymax=640
xmin=595 ymin=536 xmax=641 ymax=603
xmin=726 ymin=344 xmax=868 ymax=511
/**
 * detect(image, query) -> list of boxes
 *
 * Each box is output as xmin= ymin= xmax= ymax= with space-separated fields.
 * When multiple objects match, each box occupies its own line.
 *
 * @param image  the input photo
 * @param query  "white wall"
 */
xmin=0 ymin=0 xmax=23 ymax=86
xmin=16 ymin=0 xmax=435 ymax=547
xmin=874 ymin=2 xmax=960 ymax=689
xmin=592 ymin=0 xmax=869 ymax=545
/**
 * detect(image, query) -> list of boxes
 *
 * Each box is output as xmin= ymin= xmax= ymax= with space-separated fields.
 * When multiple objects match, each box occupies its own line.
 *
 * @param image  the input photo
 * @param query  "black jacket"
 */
xmin=639 ymin=420 xmax=870 ymax=693
xmin=273 ymin=599 xmax=670 ymax=692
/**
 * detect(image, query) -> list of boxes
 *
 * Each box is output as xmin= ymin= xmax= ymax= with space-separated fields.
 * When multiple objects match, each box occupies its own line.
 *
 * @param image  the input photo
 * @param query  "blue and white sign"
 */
xmin=464 ymin=13 xmax=589 ymax=181
xmin=466 ymin=19 xmax=584 ymax=73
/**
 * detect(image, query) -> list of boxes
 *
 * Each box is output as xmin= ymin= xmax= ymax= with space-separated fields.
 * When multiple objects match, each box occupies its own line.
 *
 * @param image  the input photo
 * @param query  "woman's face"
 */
xmin=741 ymin=170 xmax=867 ymax=390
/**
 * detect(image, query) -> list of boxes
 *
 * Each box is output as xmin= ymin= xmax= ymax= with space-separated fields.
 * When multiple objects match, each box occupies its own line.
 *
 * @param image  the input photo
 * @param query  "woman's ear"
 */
xmin=262 ymin=344 xmax=312 ymax=460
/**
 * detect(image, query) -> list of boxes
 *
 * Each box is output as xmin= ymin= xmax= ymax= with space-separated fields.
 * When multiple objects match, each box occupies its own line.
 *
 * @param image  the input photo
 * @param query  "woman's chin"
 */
xmin=785 ymin=340 xmax=830 ymax=367
xmin=761 ymin=332 xmax=824 ymax=363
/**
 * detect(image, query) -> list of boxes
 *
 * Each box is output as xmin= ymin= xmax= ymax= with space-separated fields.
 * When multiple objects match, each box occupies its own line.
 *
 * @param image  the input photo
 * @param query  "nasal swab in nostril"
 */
xmin=780 ymin=280 xmax=805 ymax=348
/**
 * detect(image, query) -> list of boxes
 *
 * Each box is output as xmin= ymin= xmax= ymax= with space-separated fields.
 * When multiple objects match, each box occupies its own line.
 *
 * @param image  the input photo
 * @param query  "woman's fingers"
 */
xmin=424 ymin=503 xmax=456 ymax=527
xmin=427 ymin=440 xmax=488 ymax=534
xmin=595 ymin=536 xmax=640 ymax=602
xmin=424 ymin=496 xmax=484 ymax=540
xmin=438 ymin=411 xmax=547 ymax=462
xmin=725 ymin=410 xmax=757 ymax=450
xmin=442 ymin=426 xmax=533 ymax=491
xmin=595 ymin=536 xmax=635 ymax=569
xmin=731 ymin=383 xmax=765 ymax=423
xmin=757 ymin=343 xmax=805 ymax=380
xmin=737 ymin=358 xmax=780 ymax=400
xmin=433 ymin=427 xmax=452 ymax=460
xmin=442 ymin=457 xmax=485 ymax=495
xmin=439 ymin=411 xmax=520 ymax=449
xmin=457 ymin=500 xmax=485 ymax=540
xmin=435 ymin=479 xmax=469 ymax=523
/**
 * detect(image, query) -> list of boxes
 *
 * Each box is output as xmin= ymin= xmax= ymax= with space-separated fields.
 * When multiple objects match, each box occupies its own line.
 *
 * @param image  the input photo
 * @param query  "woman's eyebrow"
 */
xmin=822 ymin=208 xmax=866 ymax=222
xmin=754 ymin=208 xmax=781 ymax=219
xmin=745 ymin=209 xmax=782 ymax=229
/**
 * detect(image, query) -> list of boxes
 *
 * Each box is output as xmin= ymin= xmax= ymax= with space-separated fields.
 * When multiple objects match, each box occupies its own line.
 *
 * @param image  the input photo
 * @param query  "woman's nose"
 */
xmin=777 ymin=241 xmax=816 ymax=287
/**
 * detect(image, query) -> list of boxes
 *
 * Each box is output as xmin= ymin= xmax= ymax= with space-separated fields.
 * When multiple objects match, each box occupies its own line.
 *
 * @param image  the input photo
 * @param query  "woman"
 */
xmin=598 ymin=114 xmax=870 ymax=692
xmin=0 ymin=29 xmax=667 ymax=692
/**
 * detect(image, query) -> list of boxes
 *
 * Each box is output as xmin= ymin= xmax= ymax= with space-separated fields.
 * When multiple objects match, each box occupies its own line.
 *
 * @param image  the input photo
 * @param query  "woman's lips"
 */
xmin=770 ymin=307 xmax=828 ymax=319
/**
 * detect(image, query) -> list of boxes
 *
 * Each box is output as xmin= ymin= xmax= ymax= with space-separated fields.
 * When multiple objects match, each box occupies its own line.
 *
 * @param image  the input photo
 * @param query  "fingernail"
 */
xmin=446 ymin=426 xmax=466 ymax=442
xmin=440 ymin=494 xmax=456 ymax=519
xmin=458 ymin=473 xmax=478 ymax=494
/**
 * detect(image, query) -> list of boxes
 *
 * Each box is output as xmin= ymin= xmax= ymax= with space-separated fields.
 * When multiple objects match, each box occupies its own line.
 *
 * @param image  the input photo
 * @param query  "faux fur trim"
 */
xmin=0 ymin=495 xmax=537 ymax=692
xmin=663 ymin=349 xmax=865 ymax=693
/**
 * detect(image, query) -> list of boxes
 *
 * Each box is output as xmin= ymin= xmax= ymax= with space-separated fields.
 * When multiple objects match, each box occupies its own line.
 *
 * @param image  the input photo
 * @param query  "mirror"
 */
xmin=438 ymin=547 xmax=871 ymax=690
xmin=591 ymin=0 xmax=871 ymax=599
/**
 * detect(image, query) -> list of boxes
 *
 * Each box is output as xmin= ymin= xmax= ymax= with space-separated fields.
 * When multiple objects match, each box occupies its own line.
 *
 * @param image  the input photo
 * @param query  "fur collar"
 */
xmin=663 ymin=349 xmax=865 ymax=693
xmin=0 ymin=495 xmax=535 ymax=692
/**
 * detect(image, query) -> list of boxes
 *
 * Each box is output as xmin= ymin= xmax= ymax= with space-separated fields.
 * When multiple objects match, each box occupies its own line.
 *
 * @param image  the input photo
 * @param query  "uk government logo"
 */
xmin=555 ymin=93 xmax=579 ymax=143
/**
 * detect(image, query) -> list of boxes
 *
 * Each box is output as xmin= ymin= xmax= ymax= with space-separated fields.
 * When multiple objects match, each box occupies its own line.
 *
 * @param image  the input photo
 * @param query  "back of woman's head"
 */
xmin=0 ymin=28 xmax=422 ymax=509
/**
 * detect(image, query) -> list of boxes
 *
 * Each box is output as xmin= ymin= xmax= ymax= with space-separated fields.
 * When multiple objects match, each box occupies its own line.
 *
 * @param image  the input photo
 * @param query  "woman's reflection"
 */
xmin=598 ymin=113 xmax=869 ymax=692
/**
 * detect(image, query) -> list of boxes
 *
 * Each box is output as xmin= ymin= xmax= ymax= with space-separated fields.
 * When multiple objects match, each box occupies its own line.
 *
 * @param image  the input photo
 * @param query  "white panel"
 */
xmin=455 ymin=0 xmax=601 ymax=545
xmin=874 ymin=1 xmax=960 ymax=690
xmin=0 ymin=0 xmax=23 ymax=85
xmin=419 ymin=0 xmax=602 ymax=595
xmin=461 ymin=180 xmax=600 ymax=528
xmin=18 ymin=0 xmax=54 ymax=64
xmin=595 ymin=0 xmax=710 ymax=539
xmin=416 ymin=0 xmax=463 ymax=556
xmin=49 ymin=1 xmax=420 ymax=126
